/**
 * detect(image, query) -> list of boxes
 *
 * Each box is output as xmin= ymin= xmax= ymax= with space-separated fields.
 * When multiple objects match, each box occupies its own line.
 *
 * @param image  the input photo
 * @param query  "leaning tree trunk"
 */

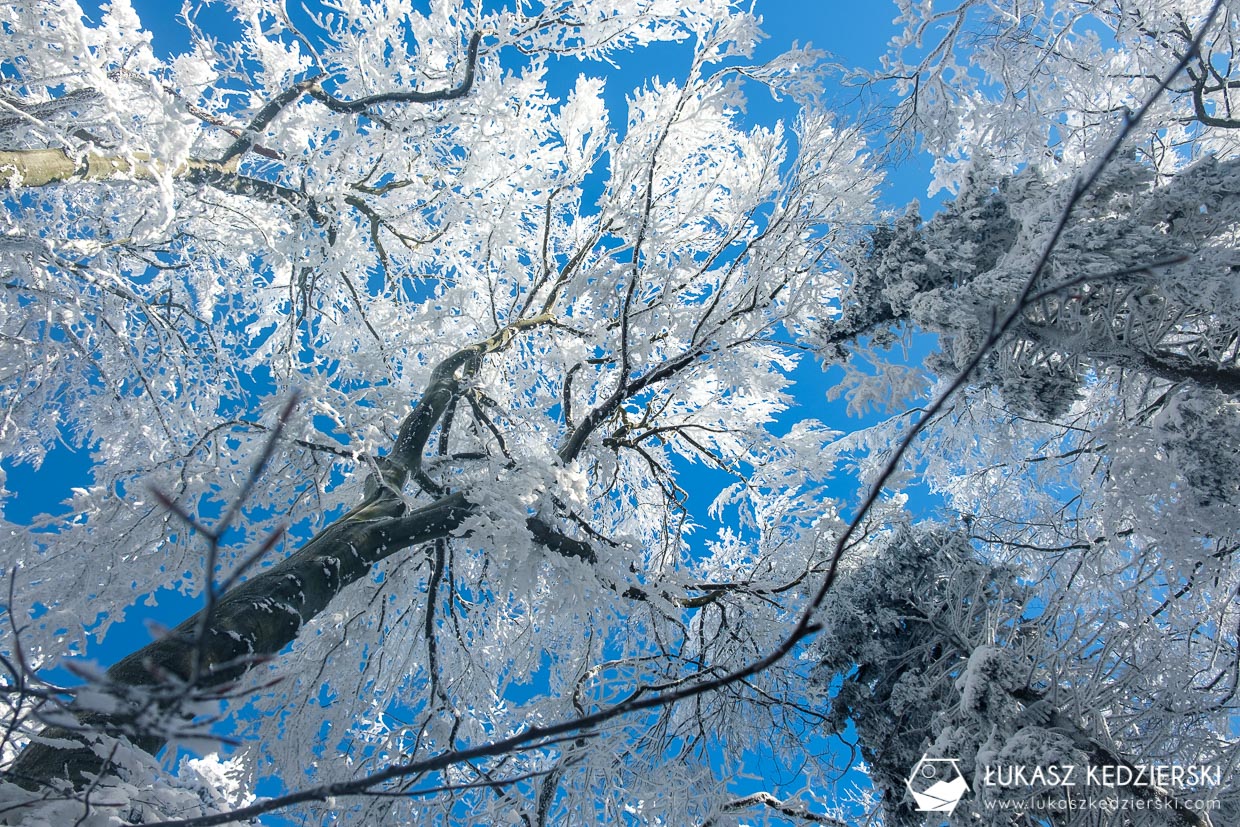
xmin=9 ymin=487 xmax=470 ymax=788
xmin=8 ymin=311 xmax=599 ymax=790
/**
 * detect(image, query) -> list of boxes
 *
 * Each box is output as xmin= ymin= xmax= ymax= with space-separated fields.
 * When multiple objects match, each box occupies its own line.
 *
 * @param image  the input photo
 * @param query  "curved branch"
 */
xmin=219 ymin=31 xmax=481 ymax=164
xmin=1189 ymin=69 xmax=1240 ymax=128
xmin=391 ymin=312 xmax=553 ymax=494
xmin=307 ymin=31 xmax=483 ymax=114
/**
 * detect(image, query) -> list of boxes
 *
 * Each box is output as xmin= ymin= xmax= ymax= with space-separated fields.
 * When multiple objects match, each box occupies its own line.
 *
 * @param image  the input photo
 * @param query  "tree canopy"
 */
xmin=0 ymin=1 xmax=1236 ymax=825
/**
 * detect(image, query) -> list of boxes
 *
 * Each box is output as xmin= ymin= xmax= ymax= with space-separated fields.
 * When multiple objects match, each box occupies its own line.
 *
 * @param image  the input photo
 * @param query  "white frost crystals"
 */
xmin=1 ymin=0 xmax=1238 ymax=825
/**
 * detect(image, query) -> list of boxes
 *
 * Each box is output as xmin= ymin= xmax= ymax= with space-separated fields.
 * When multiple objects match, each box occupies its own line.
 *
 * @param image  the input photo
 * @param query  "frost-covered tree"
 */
xmin=867 ymin=0 xmax=1240 ymax=190
xmin=0 ymin=0 xmax=884 ymax=824
xmin=814 ymin=517 xmax=1237 ymax=827
xmin=815 ymin=3 xmax=1240 ymax=820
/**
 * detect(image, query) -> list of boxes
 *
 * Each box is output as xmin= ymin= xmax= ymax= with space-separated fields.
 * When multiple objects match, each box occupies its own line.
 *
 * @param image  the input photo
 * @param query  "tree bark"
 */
xmin=8 ymin=488 xmax=472 ymax=788
xmin=0 ymin=148 xmax=236 ymax=188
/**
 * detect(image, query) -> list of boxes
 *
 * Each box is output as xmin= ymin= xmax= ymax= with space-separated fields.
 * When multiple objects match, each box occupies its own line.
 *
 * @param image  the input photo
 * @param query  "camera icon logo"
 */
xmin=906 ymin=754 xmax=969 ymax=814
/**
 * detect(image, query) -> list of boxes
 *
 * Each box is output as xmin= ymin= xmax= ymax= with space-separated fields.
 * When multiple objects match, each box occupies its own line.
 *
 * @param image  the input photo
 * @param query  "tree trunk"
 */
xmin=0 ymin=148 xmax=236 ymax=187
xmin=9 ymin=307 xmax=606 ymax=789
xmin=9 ymin=488 xmax=471 ymax=788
